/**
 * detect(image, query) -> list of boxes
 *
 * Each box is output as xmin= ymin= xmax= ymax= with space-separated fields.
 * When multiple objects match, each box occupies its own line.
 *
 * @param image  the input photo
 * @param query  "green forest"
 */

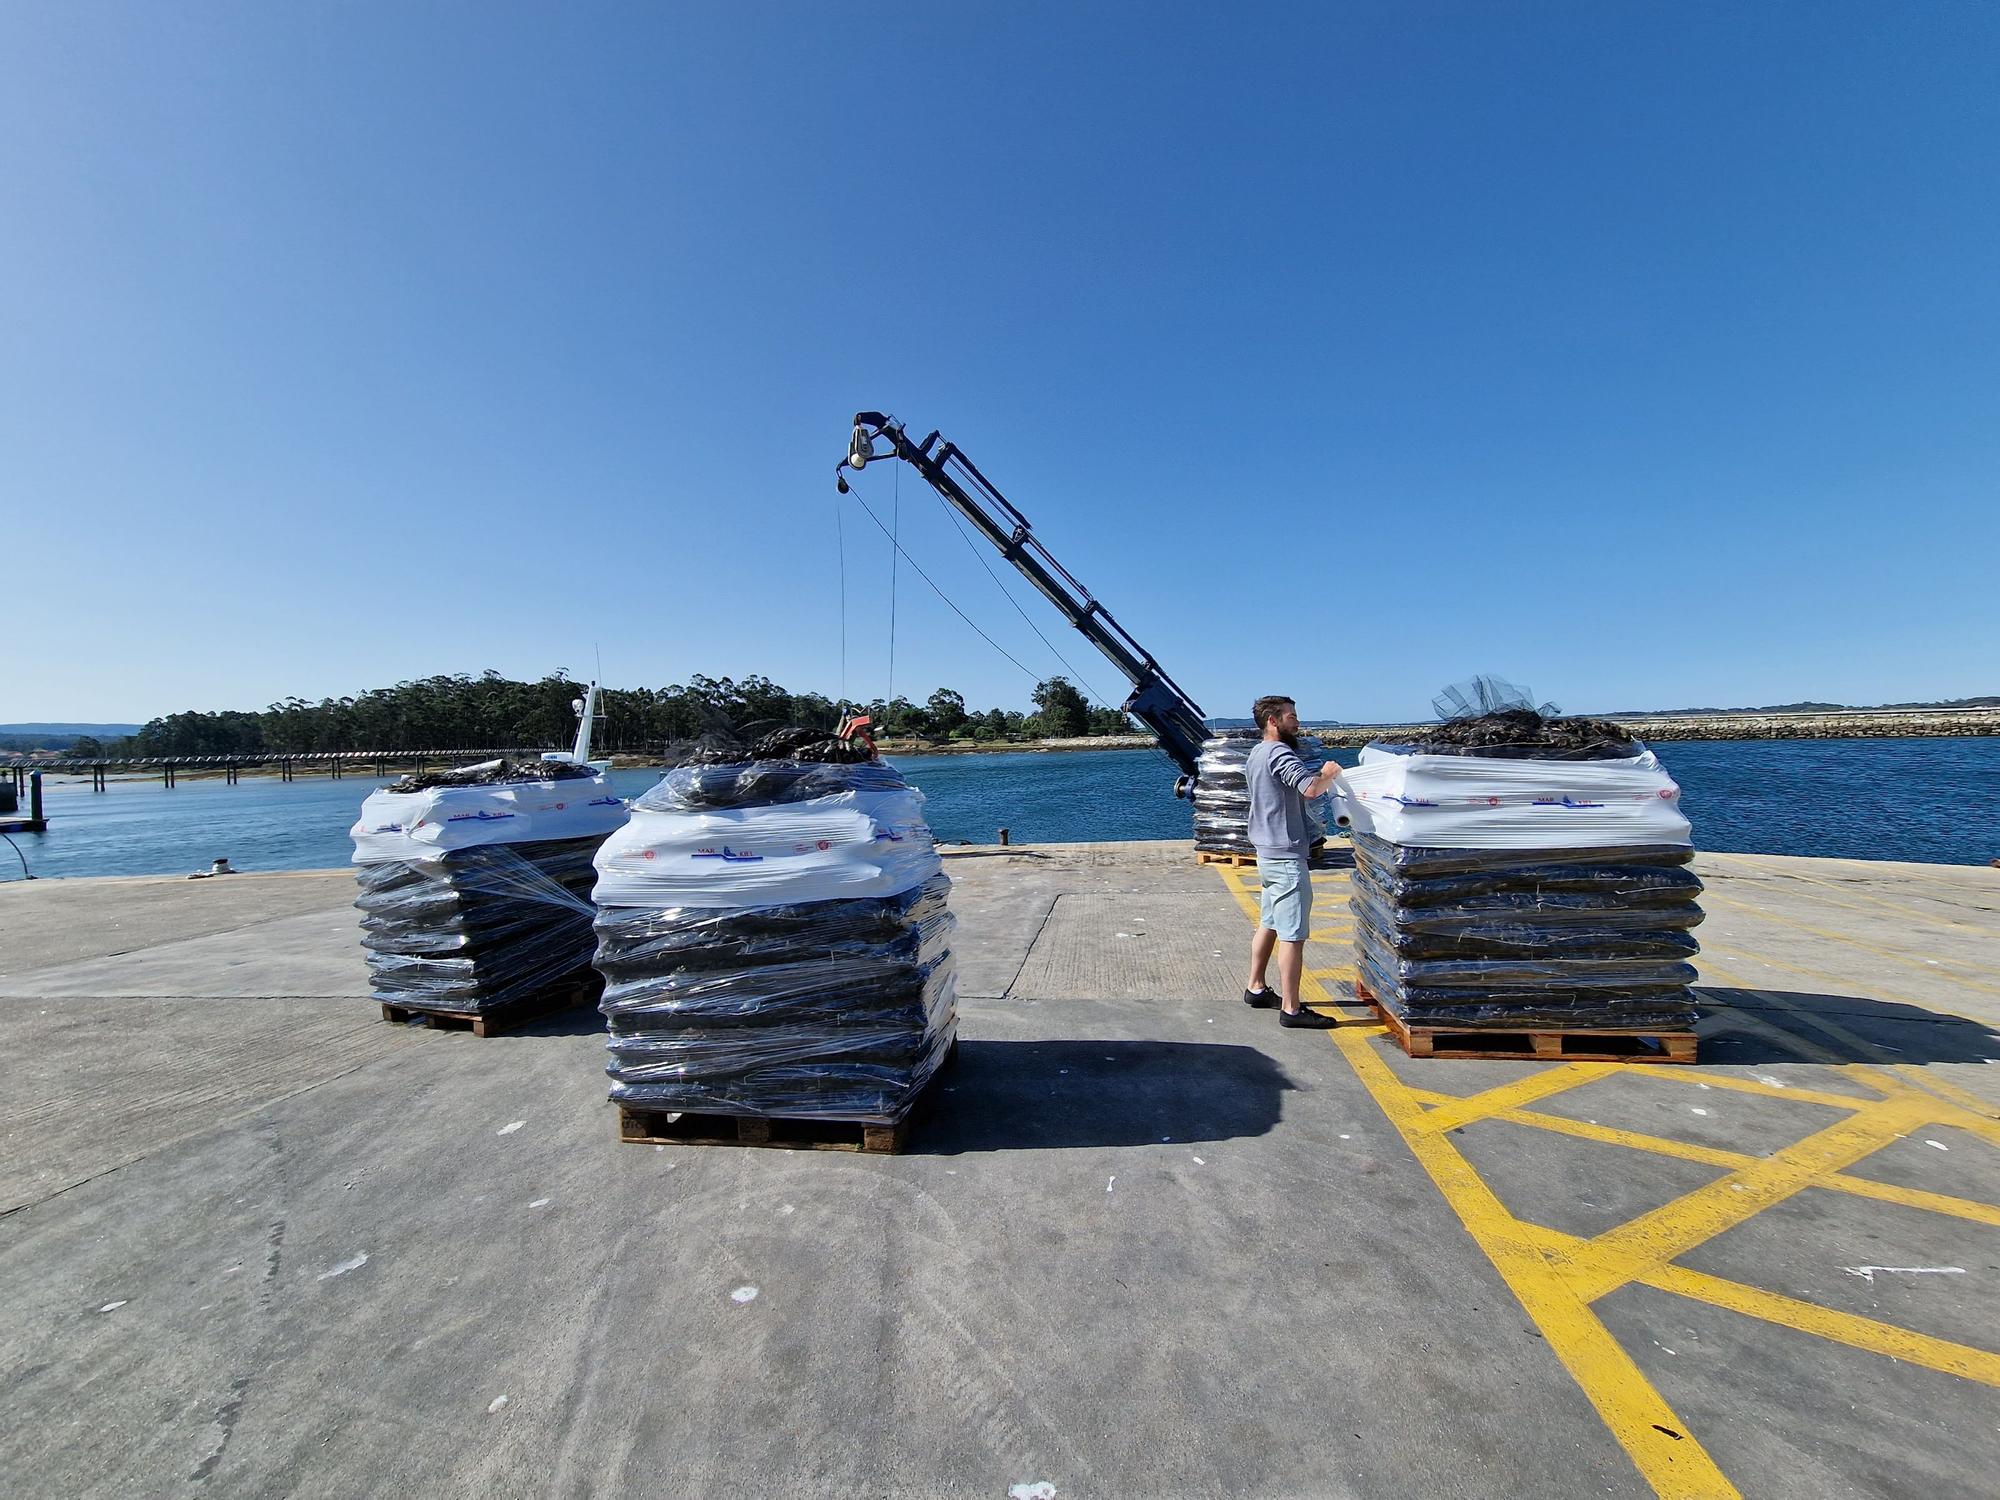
xmin=85 ymin=673 xmax=1137 ymax=759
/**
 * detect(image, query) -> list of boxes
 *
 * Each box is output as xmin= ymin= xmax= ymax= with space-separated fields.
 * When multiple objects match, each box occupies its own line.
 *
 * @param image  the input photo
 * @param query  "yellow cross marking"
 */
xmin=1211 ymin=863 xmax=2000 ymax=1498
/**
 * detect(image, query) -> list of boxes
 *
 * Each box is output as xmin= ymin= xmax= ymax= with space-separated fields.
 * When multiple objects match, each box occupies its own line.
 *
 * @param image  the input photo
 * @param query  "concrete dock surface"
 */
xmin=1 ymin=842 xmax=1996 ymax=1499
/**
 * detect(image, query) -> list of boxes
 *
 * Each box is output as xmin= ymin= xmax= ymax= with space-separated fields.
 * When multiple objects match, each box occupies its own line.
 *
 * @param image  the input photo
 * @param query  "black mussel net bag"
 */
xmin=349 ymin=768 xmax=629 ymax=1015
xmin=1341 ymin=741 xmax=1701 ymax=1035
xmin=590 ymin=745 xmax=957 ymax=1124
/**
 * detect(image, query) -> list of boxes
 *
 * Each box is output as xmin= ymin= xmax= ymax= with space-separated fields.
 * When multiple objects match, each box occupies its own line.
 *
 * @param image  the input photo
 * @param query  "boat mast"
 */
xmin=571 ymin=681 xmax=600 ymax=765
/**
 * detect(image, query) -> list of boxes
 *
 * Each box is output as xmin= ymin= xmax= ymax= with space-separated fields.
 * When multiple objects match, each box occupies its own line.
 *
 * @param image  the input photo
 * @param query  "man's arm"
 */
xmin=1269 ymin=746 xmax=1342 ymax=799
xmin=1303 ymin=760 xmax=1342 ymax=798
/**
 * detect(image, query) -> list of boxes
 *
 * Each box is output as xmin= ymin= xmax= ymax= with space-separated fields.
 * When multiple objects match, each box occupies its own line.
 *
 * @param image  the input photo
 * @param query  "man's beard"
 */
xmin=1278 ymin=727 xmax=1300 ymax=750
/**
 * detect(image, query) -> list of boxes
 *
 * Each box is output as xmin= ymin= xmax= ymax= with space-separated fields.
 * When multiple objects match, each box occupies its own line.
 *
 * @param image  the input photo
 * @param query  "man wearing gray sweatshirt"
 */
xmin=1241 ymin=695 xmax=1344 ymax=1027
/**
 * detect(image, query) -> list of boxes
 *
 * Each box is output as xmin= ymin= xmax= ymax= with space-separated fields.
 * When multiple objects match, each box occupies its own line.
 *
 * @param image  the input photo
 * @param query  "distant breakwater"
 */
xmin=881 ymin=708 xmax=1997 ymax=757
xmin=1305 ymin=708 xmax=2000 ymax=748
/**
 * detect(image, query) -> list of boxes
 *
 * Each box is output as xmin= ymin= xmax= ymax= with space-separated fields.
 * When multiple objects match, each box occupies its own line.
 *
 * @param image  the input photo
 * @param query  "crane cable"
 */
xmin=887 ymin=461 xmax=900 ymax=701
xmin=832 ymin=488 xmax=847 ymax=709
xmin=929 ymin=488 xmax=1112 ymax=708
xmin=838 ymin=477 xmax=1043 ymax=684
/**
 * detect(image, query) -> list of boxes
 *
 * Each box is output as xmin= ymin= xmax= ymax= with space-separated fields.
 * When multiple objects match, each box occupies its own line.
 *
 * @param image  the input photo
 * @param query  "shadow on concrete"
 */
xmin=940 ymin=848 xmax=1054 ymax=861
xmin=1698 ymin=988 xmax=2000 ymax=1069
xmin=508 ymin=1005 xmax=609 ymax=1038
xmin=913 ymin=1038 xmax=1293 ymax=1154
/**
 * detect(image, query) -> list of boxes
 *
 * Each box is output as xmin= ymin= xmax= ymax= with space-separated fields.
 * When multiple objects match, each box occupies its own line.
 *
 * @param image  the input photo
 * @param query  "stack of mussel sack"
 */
xmin=1192 ymin=728 xmax=1329 ymax=859
xmin=1334 ymin=711 xmax=1702 ymax=1037
xmin=349 ymin=760 xmax=630 ymax=1016
xmin=590 ymin=728 xmax=957 ymax=1125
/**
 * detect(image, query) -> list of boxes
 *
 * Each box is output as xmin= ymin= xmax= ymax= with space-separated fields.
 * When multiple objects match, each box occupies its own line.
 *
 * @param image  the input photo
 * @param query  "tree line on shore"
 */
xmin=75 ymin=673 xmax=1137 ymax=759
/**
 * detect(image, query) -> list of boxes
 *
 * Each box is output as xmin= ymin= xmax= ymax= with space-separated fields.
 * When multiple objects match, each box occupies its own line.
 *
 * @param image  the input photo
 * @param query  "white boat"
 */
xmin=542 ymin=681 xmax=614 ymax=775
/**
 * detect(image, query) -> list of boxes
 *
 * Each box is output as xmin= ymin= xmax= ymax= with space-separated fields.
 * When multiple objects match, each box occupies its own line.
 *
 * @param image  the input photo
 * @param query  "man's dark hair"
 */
xmin=1252 ymin=695 xmax=1295 ymax=731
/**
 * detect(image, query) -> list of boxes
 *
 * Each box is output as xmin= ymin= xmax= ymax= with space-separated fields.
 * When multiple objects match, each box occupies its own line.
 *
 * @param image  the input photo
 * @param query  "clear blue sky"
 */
xmin=4 ymin=2 xmax=1994 ymax=726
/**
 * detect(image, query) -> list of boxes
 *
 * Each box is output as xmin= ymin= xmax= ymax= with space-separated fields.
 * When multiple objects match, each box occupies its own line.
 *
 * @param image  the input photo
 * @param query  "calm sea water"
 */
xmin=6 ymin=738 xmax=1996 ymax=881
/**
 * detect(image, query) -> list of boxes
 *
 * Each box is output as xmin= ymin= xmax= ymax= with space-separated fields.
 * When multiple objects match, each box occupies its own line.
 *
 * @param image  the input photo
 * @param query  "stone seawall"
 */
xmin=1303 ymin=709 xmax=2000 ymax=747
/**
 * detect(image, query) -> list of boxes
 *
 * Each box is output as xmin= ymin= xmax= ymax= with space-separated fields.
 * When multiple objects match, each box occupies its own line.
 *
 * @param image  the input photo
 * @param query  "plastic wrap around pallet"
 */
xmin=350 ymin=770 xmax=628 ymax=862
xmin=1344 ymin=736 xmax=1702 ymax=1034
xmin=593 ymin=757 xmax=957 ymax=1124
xmin=1350 ymin=881 xmax=1706 ymax=934
xmin=1357 ymin=855 xmax=1703 ymax=907
xmin=595 ymin=873 xmax=953 ymax=980
xmin=593 ymin=764 xmax=938 ymax=908
xmin=1351 ymin=911 xmax=1703 ymax=964
xmin=1356 ymin=944 xmax=1698 ymax=1030
xmin=351 ymin=835 xmax=605 ymax=1012
xmin=1348 ymin=831 xmax=1693 ymax=877
xmin=1193 ymin=730 xmax=1331 ymax=854
xmin=1336 ymin=744 xmax=1690 ymax=852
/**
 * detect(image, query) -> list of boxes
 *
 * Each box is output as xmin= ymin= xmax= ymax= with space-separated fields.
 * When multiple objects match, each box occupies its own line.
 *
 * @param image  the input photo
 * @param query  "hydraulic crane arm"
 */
xmin=836 ymin=412 xmax=1210 ymax=796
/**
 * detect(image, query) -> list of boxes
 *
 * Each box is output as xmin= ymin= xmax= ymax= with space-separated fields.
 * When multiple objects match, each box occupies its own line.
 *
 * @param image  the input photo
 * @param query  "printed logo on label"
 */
xmin=692 ymin=846 xmax=764 ymax=863
xmin=373 ymin=823 xmax=405 ymax=833
xmin=447 ymin=810 xmax=517 ymax=823
xmin=588 ymin=796 xmax=622 ymax=808
xmin=1531 ymin=796 xmax=1603 ymax=810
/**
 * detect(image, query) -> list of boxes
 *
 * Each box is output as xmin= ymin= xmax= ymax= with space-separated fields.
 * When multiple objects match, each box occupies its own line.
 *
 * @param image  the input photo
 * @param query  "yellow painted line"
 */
xmin=1722 ymin=857 xmax=1998 ymax=936
xmin=1213 ymin=868 xmax=1739 ymax=1493
xmin=1549 ymin=1100 xmax=1933 ymax=1303
xmin=1516 ymin=1224 xmax=2000 ymax=1389
xmin=1332 ymin=1026 xmax=1741 ymax=1497
xmin=1891 ymin=1067 xmax=2000 ymax=1130
xmin=1698 ymin=938 xmax=1990 ymax=1027
xmin=1821 ymin=1169 xmax=2000 ymax=1227
xmin=1402 ymin=1086 xmax=1464 ymax=1108
xmin=1687 ymin=978 xmax=1925 ymax=1100
xmin=1480 ymin=1107 xmax=1756 ymax=1171
xmin=1702 ymin=892 xmax=2000 ymax=997
xmin=1645 ymin=1261 xmax=2000 ymax=1387
xmin=1633 ymin=1068 xmax=1868 ymax=1114
xmin=1415 ymin=1064 xmax=1612 ymax=1134
xmin=1214 ymin=861 xmax=2000 ymax=1492
xmin=1475 ymin=1106 xmax=2000 ymax=1224
xmin=1723 ymin=987 xmax=2000 ymax=1133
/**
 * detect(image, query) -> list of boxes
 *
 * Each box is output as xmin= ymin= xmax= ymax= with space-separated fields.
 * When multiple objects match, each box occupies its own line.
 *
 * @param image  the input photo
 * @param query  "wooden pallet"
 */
xmin=617 ymin=1041 xmax=956 ymax=1154
xmin=1357 ymin=981 xmax=1696 ymax=1064
xmin=379 ymin=975 xmax=600 ymax=1039
xmin=1196 ymin=850 xmax=1258 ymax=868
xmin=1198 ymin=842 xmax=1345 ymax=870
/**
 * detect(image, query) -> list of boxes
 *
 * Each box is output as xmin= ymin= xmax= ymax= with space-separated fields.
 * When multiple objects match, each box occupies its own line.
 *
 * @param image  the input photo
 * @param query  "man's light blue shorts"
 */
xmin=1257 ymin=857 xmax=1312 ymax=943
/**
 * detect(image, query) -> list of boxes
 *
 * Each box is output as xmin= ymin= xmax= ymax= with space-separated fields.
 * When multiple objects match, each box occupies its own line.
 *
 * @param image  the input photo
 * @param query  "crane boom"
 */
xmin=837 ymin=412 xmax=1210 ymax=796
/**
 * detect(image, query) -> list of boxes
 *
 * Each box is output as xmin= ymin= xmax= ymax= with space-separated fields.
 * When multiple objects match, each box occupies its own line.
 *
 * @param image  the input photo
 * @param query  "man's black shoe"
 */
xmin=1278 ymin=1006 xmax=1340 ymax=1028
xmin=1243 ymin=987 xmax=1276 ymax=1009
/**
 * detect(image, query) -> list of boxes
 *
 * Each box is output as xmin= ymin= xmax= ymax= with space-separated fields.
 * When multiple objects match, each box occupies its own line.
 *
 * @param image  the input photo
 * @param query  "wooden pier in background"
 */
xmin=3 ymin=748 xmax=562 ymax=797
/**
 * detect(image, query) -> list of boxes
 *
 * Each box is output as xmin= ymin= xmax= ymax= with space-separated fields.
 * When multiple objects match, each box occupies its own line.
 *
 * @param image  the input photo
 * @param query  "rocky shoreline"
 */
xmin=881 ymin=708 xmax=1999 ymax=756
xmin=1308 ymin=708 xmax=2000 ymax=747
